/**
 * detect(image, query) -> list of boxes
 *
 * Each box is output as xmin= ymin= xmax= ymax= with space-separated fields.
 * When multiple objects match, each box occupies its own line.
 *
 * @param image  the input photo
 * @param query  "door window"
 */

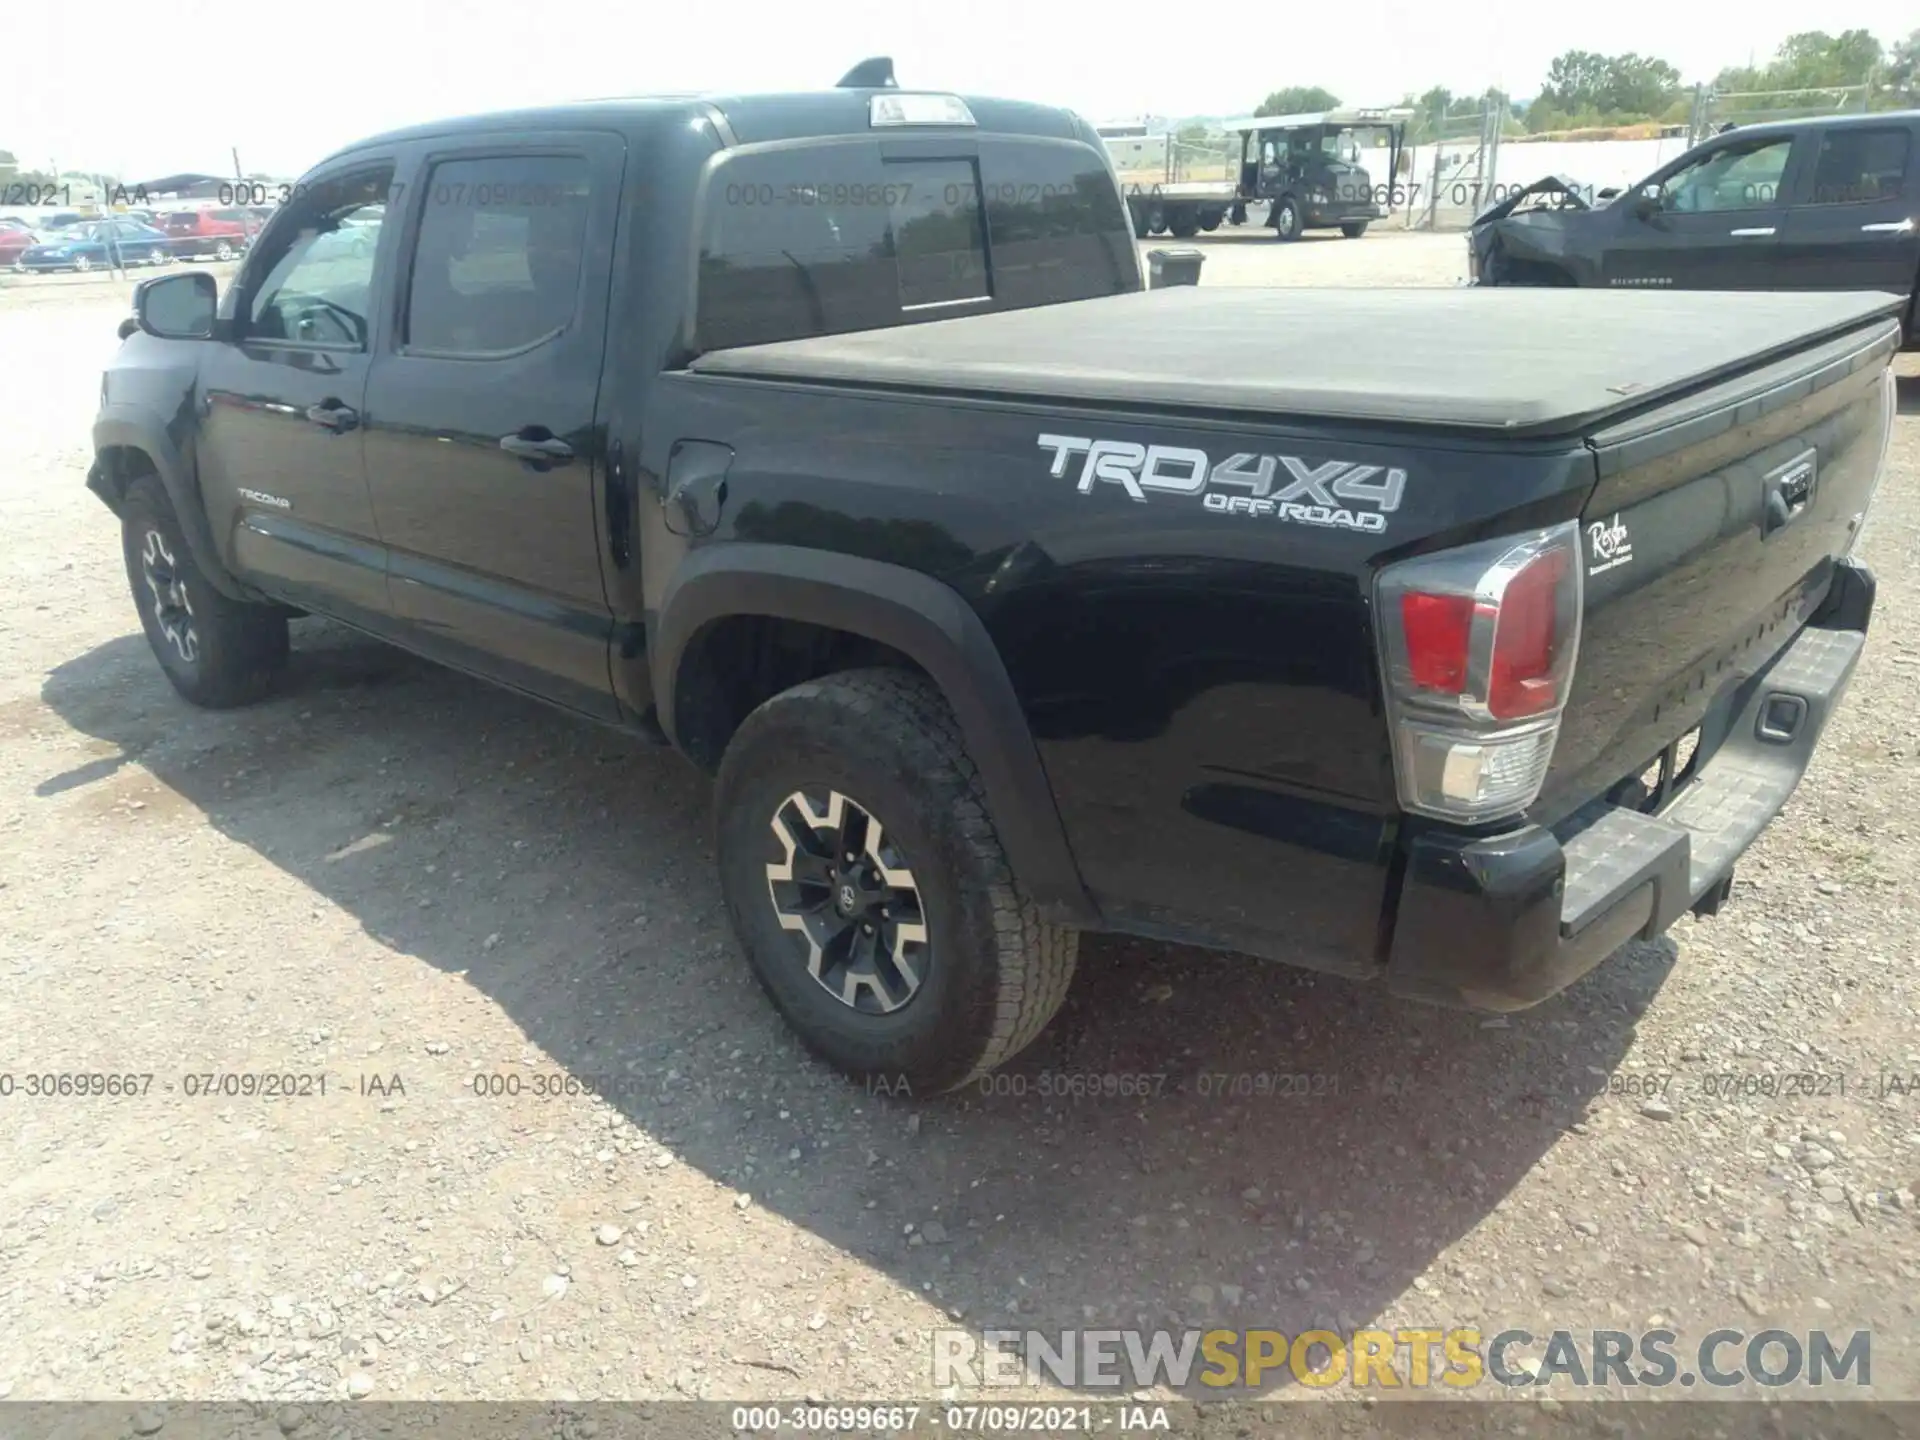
xmin=402 ymin=155 xmax=591 ymax=356
xmin=1806 ymin=127 xmax=1911 ymax=206
xmin=1659 ymin=138 xmax=1793 ymax=212
xmin=245 ymin=169 xmax=392 ymax=348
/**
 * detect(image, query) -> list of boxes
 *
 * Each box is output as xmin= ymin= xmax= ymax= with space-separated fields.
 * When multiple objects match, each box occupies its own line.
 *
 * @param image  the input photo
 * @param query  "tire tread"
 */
xmin=721 ymin=667 xmax=1078 ymax=1091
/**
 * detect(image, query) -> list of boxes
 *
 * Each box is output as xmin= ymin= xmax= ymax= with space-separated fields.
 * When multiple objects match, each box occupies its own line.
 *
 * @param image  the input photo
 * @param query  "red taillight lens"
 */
xmin=1374 ymin=522 xmax=1583 ymax=822
xmin=1400 ymin=591 xmax=1474 ymax=693
xmin=1487 ymin=547 xmax=1567 ymax=719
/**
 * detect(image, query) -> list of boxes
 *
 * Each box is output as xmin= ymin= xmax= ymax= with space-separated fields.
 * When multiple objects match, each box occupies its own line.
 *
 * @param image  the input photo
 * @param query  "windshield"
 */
xmin=1320 ymin=129 xmax=1363 ymax=164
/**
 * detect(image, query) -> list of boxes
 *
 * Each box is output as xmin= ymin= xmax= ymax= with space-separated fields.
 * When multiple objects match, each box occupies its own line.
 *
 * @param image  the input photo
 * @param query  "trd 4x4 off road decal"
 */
xmin=1037 ymin=434 xmax=1405 ymax=533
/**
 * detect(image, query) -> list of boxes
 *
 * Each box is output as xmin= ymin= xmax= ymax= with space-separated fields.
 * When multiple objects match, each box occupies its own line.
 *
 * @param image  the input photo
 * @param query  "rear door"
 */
xmin=360 ymin=133 xmax=625 ymax=720
xmin=1601 ymin=131 xmax=1798 ymax=289
xmin=1776 ymin=122 xmax=1920 ymax=293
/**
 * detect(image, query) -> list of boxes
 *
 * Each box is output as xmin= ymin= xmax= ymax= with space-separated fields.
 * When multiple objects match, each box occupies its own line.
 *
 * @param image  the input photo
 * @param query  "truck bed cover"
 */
xmin=689 ymin=285 xmax=1903 ymax=437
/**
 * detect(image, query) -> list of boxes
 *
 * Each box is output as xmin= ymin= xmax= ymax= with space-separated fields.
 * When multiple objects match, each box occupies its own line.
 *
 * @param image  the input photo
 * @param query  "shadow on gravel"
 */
xmin=42 ymin=622 xmax=1678 ymax=1395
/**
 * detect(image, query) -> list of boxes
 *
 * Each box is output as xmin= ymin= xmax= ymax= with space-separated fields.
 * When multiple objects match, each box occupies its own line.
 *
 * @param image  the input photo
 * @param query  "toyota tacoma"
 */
xmin=87 ymin=63 xmax=1903 ymax=1092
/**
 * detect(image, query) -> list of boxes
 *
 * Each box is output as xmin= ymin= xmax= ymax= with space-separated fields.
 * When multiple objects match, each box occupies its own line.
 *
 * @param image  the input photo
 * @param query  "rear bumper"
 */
xmin=1385 ymin=561 xmax=1874 ymax=1010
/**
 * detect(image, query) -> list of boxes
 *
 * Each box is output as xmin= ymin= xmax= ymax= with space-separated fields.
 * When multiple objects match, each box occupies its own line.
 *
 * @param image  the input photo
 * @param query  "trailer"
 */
xmin=1120 ymin=107 xmax=1414 ymax=241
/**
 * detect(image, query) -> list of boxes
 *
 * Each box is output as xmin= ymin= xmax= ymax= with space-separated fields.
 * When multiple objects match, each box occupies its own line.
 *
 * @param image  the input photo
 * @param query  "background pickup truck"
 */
xmin=1472 ymin=108 xmax=1920 ymax=345
xmin=88 ymin=68 xmax=1904 ymax=1092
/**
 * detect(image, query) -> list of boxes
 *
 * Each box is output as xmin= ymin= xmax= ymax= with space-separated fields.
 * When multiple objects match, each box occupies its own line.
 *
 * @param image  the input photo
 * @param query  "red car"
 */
xmin=0 ymin=224 xmax=42 ymax=267
xmin=157 ymin=207 xmax=260 ymax=260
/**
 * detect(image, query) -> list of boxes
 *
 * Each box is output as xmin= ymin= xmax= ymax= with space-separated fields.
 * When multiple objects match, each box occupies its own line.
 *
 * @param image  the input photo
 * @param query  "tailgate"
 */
xmin=1533 ymin=318 xmax=1899 ymax=822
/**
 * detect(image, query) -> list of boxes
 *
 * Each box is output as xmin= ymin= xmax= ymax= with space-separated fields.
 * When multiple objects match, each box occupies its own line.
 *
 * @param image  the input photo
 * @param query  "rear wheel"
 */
xmin=1340 ymin=221 xmax=1370 ymax=239
xmin=715 ymin=669 xmax=1078 ymax=1095
xmin=214 ymin=240 xmax=234 ymax=261
xmin=74 ymin=254 xmax=93 ymax=273
xmin=1271 ymin=196 xmax=1302 ymax=242
xmin=1168 ymin=210 xmax=1199 ymax=239
xmin=120 ymin=475 xmax=288 ymax=708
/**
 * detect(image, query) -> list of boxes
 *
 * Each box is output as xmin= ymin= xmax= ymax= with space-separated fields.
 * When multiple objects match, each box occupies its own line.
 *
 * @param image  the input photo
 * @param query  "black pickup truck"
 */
xmin=1472 ymin=109 xmax=1920 ymax=344
xmin=89 ymin=66 xmax=1902 ymax=1092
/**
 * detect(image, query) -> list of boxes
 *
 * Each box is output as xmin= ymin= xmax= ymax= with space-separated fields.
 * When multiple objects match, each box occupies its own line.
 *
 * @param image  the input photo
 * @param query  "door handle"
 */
xmin=304 ymin=400 xmax=359 ymax=432
xmin=499 ymin=429 xmax=575 ymax=465
xmin=1860 ymin=219 xmax=1916 ymax=234
xmin=1728 ymin=227 xmax=1776 ymax=237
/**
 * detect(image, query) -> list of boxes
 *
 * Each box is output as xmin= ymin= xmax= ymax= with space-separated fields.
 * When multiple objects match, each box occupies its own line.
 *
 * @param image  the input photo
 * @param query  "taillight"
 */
xmin=1375 ymin=522 xmax=1583 ymax=822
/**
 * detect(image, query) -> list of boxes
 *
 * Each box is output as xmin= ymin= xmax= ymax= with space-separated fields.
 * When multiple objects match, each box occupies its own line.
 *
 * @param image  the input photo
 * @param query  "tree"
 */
xmin=1527 ymin=49 xmax=1682 ymax=130
xmin=1716 ymin=30 xmax=1883 ymax=94
xmin=1876 ymin=28 xmax=1918 ymax=107
xmin=1604 ymin=54 xmax=1684 ymax=116
xmin=1714 ymin=30 xmax=1885 ymax=120
xmin=1254 ymin=86 xmax=1340 ymax=118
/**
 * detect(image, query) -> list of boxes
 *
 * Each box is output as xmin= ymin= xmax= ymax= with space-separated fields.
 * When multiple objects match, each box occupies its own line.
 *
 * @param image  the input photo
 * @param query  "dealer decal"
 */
xmin=1037 ymin=434 xmax=1405 ymax=533
xmin=1587 ymin=513 xmax=1633 ymax=575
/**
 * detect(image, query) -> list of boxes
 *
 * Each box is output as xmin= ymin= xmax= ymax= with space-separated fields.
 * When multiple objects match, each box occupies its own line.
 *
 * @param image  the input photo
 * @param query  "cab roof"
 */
xmin=1216 ymin=106 xmax=1416 ymax=133
xmin=1691 ymin=106 xmax=1920 ymax=144
xmin=324 ymin=88 xmax=1087 ymax=166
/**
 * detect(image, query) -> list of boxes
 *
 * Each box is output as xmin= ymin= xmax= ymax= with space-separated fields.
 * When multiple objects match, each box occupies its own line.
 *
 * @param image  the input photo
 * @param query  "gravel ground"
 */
xmin=1 ymin=234 xmax=1917 ymax=1414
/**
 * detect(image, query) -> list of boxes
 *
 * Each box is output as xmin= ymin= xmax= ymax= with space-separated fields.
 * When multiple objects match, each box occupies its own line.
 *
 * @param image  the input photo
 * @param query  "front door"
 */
xmin=360 ymin=136 xmax=625 ymax=720
xmin=195 ymin=165 xmax=395 ymax=622
xmin=1777 ymin=123 xmax=1920 ymax=293
xmin=1601 ymin=132 xmax=1798 ymax=290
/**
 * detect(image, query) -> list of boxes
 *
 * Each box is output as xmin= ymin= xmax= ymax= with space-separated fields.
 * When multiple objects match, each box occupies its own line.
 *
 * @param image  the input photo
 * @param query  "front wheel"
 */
xmin=214 ymin=241 xmax=234 ymax=261
xmin=74 ymin=254 xmax=93 ymax=273
xmin=1271 ymin=196 xmax=1302 ymax=242
xmin=715 ymin=669 xmax=1078 ymax=1095
xmin=120 ymin=475 xmax=288 ymax=708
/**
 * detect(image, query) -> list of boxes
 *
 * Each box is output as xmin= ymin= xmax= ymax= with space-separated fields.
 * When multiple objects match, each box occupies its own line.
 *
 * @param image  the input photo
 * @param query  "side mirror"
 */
xmin=1596 ymin=186 xmax=1622 ymax=202
xmin=1629 ymin=187 xmax=1662 ymax=220
xmin=135 ymin=271 xmax=218 ymax=339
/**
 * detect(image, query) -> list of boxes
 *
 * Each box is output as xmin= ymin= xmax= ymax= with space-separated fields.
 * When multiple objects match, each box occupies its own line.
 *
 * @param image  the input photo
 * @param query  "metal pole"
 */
xmin=1484 ymin=92 xmax=1501 ymax=205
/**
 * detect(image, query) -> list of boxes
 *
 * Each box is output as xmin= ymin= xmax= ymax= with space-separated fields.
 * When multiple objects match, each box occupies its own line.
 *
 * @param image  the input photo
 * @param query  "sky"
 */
xmin=4 ymin=1 xmax=1914 ymax=181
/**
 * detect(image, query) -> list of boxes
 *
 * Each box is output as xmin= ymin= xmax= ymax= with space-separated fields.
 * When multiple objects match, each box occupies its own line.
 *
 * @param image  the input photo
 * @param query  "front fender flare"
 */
xmin=653 ymin=543 xmax=1099 ymax=929
xmin=92 ymin=406 xmax=259 ymax=602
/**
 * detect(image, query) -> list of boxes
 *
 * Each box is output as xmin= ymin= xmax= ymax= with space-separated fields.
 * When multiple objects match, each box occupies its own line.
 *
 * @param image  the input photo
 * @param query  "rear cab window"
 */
xmin=1804 ymin=126 xmax=1912 ymax=205
xmin=693 ymin=134 xmax=1136 ymax=353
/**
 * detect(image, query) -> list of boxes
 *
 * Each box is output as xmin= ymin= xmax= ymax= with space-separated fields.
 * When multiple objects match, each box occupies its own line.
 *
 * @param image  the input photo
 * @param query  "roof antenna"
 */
xmin=837 ymin=57 xmax=897 ymax=89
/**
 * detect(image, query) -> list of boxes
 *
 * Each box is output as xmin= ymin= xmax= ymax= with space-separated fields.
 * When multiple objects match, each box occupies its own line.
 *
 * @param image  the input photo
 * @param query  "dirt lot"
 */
xmin=2 ymin=232 xmax=1918 ymax=1416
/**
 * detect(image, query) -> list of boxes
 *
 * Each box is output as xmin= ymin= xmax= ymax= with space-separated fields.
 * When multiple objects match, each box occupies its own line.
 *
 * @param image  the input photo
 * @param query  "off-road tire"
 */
xmin=714 ymin=668 xmax=1078 ymax=1095
xmin=121 ymin=474 xmax=288 ymax=708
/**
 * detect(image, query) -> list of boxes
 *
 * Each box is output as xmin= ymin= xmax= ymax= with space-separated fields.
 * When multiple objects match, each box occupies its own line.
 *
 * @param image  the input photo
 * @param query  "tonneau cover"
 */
xmin=689 ymin=286 xmax=1903 ymax=437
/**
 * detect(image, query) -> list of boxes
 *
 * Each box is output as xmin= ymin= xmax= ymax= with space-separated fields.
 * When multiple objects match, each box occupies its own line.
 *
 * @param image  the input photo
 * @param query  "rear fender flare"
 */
xmin=652 ymin=543 xmax=1099 ymax=928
